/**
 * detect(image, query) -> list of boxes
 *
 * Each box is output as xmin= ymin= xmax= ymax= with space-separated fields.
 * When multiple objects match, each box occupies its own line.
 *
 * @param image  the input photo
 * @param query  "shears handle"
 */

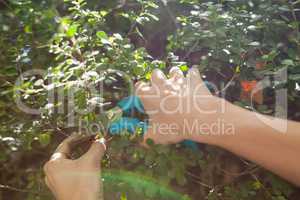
xmin=108 ymin=96 xmax=198 ymax=150
xmin=116 ymin=81 xmax=214 ymax=113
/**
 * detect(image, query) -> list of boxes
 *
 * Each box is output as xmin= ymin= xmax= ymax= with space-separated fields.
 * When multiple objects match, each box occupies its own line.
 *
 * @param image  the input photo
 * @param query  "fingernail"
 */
xmin=95 ymin=138 xmax=106 ymax=150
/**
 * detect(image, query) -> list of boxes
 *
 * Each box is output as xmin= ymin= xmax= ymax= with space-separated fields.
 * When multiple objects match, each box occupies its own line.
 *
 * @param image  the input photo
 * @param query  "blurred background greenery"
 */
xmin=0 ymin=0 xmax=300 ymax=199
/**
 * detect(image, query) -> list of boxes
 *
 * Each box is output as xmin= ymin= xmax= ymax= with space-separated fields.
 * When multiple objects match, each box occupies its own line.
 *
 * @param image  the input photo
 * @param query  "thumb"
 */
xmin=80 ymin=138 xmax=106 ymax=169
xmin=187 ymin=67 xmax=211 ymax=95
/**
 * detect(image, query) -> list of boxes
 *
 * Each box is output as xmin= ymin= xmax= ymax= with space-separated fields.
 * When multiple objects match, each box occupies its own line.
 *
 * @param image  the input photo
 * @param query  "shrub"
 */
xmin=0 ymin=0 xmax=299 ymax=199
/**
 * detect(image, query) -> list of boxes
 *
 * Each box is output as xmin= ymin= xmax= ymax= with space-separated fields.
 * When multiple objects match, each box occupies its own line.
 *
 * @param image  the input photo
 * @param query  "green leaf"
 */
xmin=34 ymin=79 xmax=44 ymax=87
xmin=96 ymin=31 xmax=108 ymax=39
xmin=133 ymin=66 xmax=145 ymax=76
xmin=146 ymin=1 xmax=159 ymax=8
xmin=180 ymin=65 xmax=189 ymax=72
xmin=144 ymin=13 xmax=159 ymax=21
xmin=38 ymin=133 xmax=51 ymax=147
xmin=66 ymin=24 xmax=79 ymax=38
xmin=120 ymin=193 xmax=127 ymax=200
xmin=146 ymin=138 xmax=154 ymax=146
xmin=289 ymin=74 xmax=300 ymax=81
xmin=281 ymin=59 xmax=295 ymax=66
xmin=113 ymin=33 xmax=123 ymax=41
xmin=24 ymin=25 xmax=32 ymax=33
xmin=100 ymin=10 xmax=108 ymax=17
xmin=248 ymin=41 xmax=261 ymax=46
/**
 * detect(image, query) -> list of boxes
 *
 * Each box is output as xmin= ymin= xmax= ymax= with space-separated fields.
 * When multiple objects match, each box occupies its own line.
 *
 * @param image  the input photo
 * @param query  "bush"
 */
xmin=0 ymin=0 xmax=299 ymax=199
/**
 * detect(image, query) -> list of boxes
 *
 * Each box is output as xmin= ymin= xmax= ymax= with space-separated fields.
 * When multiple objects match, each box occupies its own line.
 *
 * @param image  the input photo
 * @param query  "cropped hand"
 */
xmin=43 ymin=134 xmax=106 ymax=200
xmin=135 ymin=67 xmax=226 ymax=145
xmin=137 ymin=67 xmax=300 ymax=187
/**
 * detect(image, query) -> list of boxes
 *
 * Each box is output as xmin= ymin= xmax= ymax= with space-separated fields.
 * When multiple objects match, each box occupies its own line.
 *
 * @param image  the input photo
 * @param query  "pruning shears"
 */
xmin=105 ymin=95 xmax=198 ymax=150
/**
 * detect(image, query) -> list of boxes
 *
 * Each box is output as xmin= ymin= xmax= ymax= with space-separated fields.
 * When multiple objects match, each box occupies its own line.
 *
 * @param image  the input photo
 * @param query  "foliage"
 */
xmin=0 ymin=0 xmax=300 ymax=200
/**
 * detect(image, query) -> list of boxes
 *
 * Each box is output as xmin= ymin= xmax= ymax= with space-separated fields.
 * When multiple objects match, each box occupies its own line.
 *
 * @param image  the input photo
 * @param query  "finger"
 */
xmin=135 ymin=81 xmax=151 ymax=96
xmin=44 ymin=177 xmax=56 ymax=194
xmin=151 ymin=69 xmax=167 ymax=87
xmin=44 ymin=176 xmax=54 ymax=189
xmin=135 ymin=81 xmax=153 ymax=103
xmin=52 ymin=133 xmax=91 ymax=160
xmin=186 ymin=67 xmax=211 ymax=94
xmin=135 ymin=81 xmax=158 ymax=111
xmin=169 ymin=67 xmax=184 ymax=83
xmin=44 ymin=172 xmax=57 ymax=195
xmin=79 ymin=138 xmax=106 ymax=169
xmin=44 ymin=177 xmax=49 ymax=187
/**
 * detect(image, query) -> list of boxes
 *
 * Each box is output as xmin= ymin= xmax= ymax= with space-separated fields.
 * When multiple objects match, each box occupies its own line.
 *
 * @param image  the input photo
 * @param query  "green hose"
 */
xmin=102 ymin=169 xmax=191 ymax=200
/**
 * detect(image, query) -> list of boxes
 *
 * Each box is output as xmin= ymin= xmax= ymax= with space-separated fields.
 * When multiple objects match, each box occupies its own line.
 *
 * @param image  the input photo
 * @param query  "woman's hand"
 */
xmin=135 ymin=67 xmax=229 ymax=145
xmin=136 ymin=67 xmax=300 ymax=186
xmin=44 ymin=134 xmax=106 ymax=200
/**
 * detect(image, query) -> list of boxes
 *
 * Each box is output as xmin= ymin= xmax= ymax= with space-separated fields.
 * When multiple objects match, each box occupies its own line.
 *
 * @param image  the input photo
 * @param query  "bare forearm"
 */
xmin=135 ymin=67 xmax=300 ymax=186
xmin=191 ymin=102 xmax=300 ymax=186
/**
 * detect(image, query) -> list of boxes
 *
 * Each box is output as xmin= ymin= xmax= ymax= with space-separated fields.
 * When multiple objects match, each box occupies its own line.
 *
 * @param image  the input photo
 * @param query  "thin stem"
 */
xmin=0 ymin=184 xmax=49 ymax=196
